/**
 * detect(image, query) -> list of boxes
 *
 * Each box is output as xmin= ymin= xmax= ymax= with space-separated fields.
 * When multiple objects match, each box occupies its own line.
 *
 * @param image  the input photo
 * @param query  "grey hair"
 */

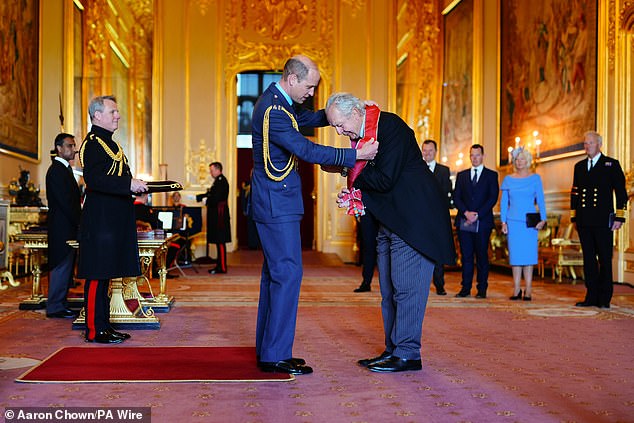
xmin=325 ymin=92 xmax=365 ymax=117
xmin=585 ymin=131 xmax=603 ymax=145
xmin=88 ymin=95 xmax=117 ymax=120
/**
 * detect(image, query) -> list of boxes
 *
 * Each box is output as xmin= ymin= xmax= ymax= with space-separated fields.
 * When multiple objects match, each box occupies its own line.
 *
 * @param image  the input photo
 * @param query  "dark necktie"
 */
xmin=472 ymin=169 xmax=478 ymax=186
xmin=588 ymin=159 xmax=593 ymax=172
xmin=68 ymin=165 xmax=74 ymax=176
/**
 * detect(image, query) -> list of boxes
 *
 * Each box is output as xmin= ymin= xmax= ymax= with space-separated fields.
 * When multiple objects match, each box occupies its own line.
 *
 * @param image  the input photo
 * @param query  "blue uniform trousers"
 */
xmin=255 ymin=220 xmax=302 ymax=362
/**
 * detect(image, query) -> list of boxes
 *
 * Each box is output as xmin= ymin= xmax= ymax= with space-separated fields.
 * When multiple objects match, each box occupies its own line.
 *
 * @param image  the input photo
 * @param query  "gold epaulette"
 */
xmin=570 ymin=210 xmax=576 ymax=218
xmin=262 ymin=105 xmax=299 ymax=182
xmin=571 ymin=185 xmax=578 ymax=196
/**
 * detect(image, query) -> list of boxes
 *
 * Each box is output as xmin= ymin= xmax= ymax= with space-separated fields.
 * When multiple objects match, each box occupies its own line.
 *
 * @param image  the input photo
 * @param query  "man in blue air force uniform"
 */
xmin=250 ymin=55 xmax=378 ymax=375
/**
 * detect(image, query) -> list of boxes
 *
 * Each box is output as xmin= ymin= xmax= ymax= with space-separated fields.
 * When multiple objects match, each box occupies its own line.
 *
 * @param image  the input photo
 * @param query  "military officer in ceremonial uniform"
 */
xmin=571 ymin=131 xmax=627 ymax=309
xmin=250 ymin=55 xmax=378 ymax=375
xmin=196 ymin=162 xmax=231 ymax=274
xmin=78 ymin=95 xmax=148 ymax=343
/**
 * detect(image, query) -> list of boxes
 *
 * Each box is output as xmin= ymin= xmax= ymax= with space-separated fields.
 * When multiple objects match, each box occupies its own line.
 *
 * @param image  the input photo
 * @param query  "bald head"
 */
xmin=283 ymin=55 xmax=317 ymax=82
xmin=279 ymin=54 xmax=320 ymax=104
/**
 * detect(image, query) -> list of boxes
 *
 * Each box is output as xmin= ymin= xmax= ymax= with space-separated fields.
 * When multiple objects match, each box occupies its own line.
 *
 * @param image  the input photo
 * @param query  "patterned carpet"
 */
xmin=1 ymin=250 xmax=633 ymax=422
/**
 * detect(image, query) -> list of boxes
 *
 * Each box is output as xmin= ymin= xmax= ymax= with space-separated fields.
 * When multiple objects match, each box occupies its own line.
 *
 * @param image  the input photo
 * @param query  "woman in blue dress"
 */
xmin=500 ymin=148 xmax=547 ymax=300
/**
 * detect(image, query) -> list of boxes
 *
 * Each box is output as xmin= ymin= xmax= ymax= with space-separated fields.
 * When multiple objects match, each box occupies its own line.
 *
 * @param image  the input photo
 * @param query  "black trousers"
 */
xmin=577 ymin=224 xmax=614 ymax=306
xmin=357 ymin=214 xmax=378 ymax=285
xmin=84 ymin=279 xmax=110 ymax=339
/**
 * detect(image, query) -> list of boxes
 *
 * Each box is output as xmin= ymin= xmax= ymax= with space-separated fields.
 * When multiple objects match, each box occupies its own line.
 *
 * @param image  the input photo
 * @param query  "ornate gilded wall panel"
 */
xmin=396 ymin=0 xmax=441 ymax=142
xmin=223 ymin=0 xmax=334 ymax=78
xmin=77 ymin=0 xmax=153 ymax=176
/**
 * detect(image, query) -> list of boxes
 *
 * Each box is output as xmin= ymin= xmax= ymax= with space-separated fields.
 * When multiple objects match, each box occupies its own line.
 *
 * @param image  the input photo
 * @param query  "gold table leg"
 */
xmin=18 ymin=248 xmax=46 ymax=309
xmin=73 ymin=277 xmax=160 ymax=329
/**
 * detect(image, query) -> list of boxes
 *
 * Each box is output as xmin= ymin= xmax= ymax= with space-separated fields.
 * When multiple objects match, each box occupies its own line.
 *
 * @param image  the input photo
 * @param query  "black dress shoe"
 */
xmin=510 ymin=289 xmax=522 ymax=300
xmin=599 ymin=303 xmax=610 ymax=309
xmin=575 ymin=301 xmax=596 ymax=307
xmin=208 ymin=268 xmax=227 ymax=274
xmin=358 ymin=351 xmax=392 ymax=367
xmin=455 ymin=291 xmax=470 ymax=298
xmin=46 ymin=309 xmax=76 ymax=318
xmin=367 ymin=356 xmax=422 ymax=373
xmin=259 ymin=359 xmax=313 ymax=375
xmin=106 ymin=328 xmax=131 ymax=340
xmin=85 ymin=331 xmax=124 ymax=344
xmin=354 ymin=283 xmax=371 ymax=293
xmin=475 ymin=292 xmax=487 ymax=299
xmin=436 ymin=289 xmax=447 ymax=295
xmin=257 ymin=356 xmax=306 ymax=366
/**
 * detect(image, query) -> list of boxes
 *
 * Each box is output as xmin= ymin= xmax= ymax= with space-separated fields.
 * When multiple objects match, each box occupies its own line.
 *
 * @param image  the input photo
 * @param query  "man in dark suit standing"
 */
xmin=571 ymin=131 xmax=627 ymax=308
xmin=250 ymin=55 xmax=378 ymax=375
xmin=196 ymin=162 xmax=230 ymax=274
xmin=422 ymin=139 xmax=453 ymax=295
xmin=453 ymin=144 xmax=499 ymax=298
xmin=45 ymin=133 xmax=81 ymax=318
xmin=327 ymin=93 xmax=455 ymax=373
xmin=78 ymin=95 xmax=148 ymax=344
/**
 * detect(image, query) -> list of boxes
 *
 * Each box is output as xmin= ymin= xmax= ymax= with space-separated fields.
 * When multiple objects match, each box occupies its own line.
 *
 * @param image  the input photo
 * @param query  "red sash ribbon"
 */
xmin=343 ymin=105 xmax=380 ymax=216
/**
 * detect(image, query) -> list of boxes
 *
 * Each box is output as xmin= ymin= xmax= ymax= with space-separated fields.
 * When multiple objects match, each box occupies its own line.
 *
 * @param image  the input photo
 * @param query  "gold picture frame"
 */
xmin=0 ymin=0 xmax=41 ymax=162
xmin=440 ymin=0 xmax=474 ymax=169
xmin=499 ymin=0 xmax=597 ymax=166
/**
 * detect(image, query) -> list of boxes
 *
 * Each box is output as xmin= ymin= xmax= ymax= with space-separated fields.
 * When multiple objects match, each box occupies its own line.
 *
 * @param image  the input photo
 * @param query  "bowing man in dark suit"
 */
xmin=250 ymin=56 xmax=378 ymax=375
xmin=422 ymin=139 xmax=453 ymax=295
xmin=571 ymin=131 xmax=627 ymax=308
xmin=45 ymin=133 xmax=81 ymax=318
xmin=453 ymin=144 xmax=499 ymax=298
xmin=78 ymin=95 xmax=148 ymax=344
xmin=327 ymin=93 xmax=456 ymax=373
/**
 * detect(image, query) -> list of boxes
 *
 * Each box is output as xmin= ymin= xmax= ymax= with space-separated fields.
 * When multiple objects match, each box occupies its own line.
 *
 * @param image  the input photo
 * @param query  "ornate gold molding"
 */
xmin=608 ymin=0 xmax=616 ymax=71
xmin=397 ymin=1 xmax=441 ymax=141
xmin=223 ymin=1 xmax=333 ymax=79
xmin=341 ymin=0 xmax=366 ymax=18
xmin=621 ymin=1 xmax=634 ymax=31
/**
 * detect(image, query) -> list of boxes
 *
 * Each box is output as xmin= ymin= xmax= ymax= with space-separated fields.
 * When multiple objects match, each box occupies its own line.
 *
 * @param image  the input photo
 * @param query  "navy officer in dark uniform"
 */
xmin=571 ymin=131 xmax=627 ymax=309
xmin=78 ymin=95 xmax=148 ymax=344
xmin=251 ymin=55 xmax=378 ymax=375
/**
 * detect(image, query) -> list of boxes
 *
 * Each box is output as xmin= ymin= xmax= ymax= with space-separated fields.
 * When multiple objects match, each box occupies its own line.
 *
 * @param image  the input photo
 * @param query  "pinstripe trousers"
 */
xmin=376 ymin=225 xmax=434 ymax=360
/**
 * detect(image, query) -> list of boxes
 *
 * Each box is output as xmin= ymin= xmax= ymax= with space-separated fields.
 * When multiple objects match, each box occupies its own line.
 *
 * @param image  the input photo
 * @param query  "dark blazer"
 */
xmin=250 ymin=83 xmax=356 ymax=224
xmin=45 ymin=158 xmax=81 ymax=268
xmin=77 ymin=125 xmax=140 ymax=279
xmin=571 ymin=154 xmax=627 ymax=226
xmin=453 ymin=167 xmax=499 ymax=231
xmin=431 ymin=162 xmax=452 ymax=209
xmin=353 ymin=112 xmax=456 ymax=265
xmin=197 ymin=174 xmax=231 ymax=243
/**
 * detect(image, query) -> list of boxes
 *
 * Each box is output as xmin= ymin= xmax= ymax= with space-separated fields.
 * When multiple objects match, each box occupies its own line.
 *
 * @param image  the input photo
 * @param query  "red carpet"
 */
xmin=16 ymin=346 xmax=294 ymax=383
